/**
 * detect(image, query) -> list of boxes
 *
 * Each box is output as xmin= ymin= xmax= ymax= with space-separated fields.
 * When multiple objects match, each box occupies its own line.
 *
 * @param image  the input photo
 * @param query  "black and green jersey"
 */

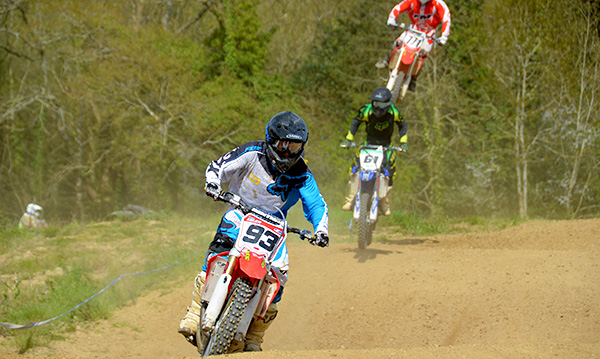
xmin=345 ymin=104 xmax=407 ymax=147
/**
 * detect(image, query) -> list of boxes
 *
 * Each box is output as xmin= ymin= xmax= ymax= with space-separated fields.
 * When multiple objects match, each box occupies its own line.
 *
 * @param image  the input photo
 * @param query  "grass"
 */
xmin=0 ymin=207 xmax=522 ymax=353
xmin=0 ymin=213 xmax=221 ymax=353
xmin=323 ymin=206 xmax=526 ymax=244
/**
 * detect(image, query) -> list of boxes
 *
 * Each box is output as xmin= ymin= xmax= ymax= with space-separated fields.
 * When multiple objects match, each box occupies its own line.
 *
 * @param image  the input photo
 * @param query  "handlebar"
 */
xmin=287 ymin=227 xmax=313 ymax=241
xmin=215 ymin=191 xmax=315 ymax=241
xmin=340 ymin=142 xmax=406 ymax=153
xmin=390 ymin=23 xmax=442 ymax=45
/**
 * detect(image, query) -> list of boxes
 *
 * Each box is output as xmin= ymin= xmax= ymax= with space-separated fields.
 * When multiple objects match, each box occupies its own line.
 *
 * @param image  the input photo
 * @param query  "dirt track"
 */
xmin=3 ymin=219 xmax=600 ymax=359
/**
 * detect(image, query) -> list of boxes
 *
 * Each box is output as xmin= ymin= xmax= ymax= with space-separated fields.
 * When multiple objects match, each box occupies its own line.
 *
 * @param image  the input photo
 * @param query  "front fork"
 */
xmin=201 ymin=254 xmax=277 ymax=341
xmin=201 ymin=256 xmax=238 ymax=332
xmin=353 ymin=174 xmax=390 ymax=222
xmin=353 ymin=176 xmax=379 ymax=222
xmin=388 ymin=46 xmax=423 ymax=86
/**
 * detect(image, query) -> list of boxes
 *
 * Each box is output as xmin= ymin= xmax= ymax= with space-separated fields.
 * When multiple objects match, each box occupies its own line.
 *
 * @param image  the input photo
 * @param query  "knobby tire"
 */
xmin=357 ymin=191 xmax=373 ymax=250
xmin=391 ymin=72 xmax=405 ymax=103
xmin=203 ymin=278 xmax=253 ymax=356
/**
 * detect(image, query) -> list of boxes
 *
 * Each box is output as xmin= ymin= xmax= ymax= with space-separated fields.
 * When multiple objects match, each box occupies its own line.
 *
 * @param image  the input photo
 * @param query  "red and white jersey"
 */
xmin=388 ymin=0 xmax=451 ymax=39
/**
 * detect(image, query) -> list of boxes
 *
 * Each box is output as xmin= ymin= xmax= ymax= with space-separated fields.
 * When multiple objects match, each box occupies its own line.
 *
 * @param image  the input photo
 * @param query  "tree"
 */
xmin=223 ymin=0 xmax=271 ymax=81
xmin=537 ymin=0 xmax=600 ymax=217
xmin=480 ymin=0 xmax=552 ymax=218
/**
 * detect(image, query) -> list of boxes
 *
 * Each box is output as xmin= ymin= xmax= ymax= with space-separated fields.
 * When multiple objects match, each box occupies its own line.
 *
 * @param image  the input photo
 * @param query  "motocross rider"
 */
xmin=19 ymin=203 xmax=47 ymax=229
xmin=340 ymin=87 xmax=407 ymax=216
xmin=376 ymin=0 xmax=452 ymax=91
xmin=178 ymin=111 xmax=329 ymax=352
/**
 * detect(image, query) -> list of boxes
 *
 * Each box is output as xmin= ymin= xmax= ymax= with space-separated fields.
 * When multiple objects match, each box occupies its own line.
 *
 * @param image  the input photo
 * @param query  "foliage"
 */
xmin=223 ymin=0 xmax=273 ymax=81
xmin=0 ymin=215 xmax=218 ymax=352
xmin=0 ymin=0 xmax=599 ymax=222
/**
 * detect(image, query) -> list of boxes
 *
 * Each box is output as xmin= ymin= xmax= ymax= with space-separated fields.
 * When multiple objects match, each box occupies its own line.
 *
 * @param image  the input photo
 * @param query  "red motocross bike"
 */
xmin=385 ymin=24 xmax=440 ymax=103
xmin=196 ymin=191 xmax=316 ymax=356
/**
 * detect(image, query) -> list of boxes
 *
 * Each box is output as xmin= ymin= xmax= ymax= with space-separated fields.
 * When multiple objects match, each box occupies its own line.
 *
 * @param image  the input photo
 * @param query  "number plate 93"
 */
xmin=235 ymin=214 xmax=286 ymax=258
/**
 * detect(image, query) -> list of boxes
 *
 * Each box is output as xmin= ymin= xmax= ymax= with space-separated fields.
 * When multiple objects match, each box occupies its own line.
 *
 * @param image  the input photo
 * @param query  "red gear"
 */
xmin=388 ymin=0 xmax=451 ymax=41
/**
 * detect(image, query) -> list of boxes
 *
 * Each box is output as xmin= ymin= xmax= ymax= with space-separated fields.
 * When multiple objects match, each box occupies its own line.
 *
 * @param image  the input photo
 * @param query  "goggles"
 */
xmin=272 ymin=140 xmax=303 ymax=157
xmin=372 ymin=100 xmax=391 ymax=109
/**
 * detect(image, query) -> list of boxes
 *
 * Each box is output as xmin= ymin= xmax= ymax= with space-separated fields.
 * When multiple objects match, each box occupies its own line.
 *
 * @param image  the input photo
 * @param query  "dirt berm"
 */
xmin=3 ymin=219 xmax=599 ymax=359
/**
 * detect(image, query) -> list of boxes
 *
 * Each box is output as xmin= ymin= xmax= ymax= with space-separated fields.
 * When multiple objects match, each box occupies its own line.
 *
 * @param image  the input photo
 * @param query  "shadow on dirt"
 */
xmin=343 ymin=237 xmax=439 ymax=263
xmin=345 ymin=247 xmax=399 ymax=263
xmin=380 ymin=238 xmax=439 ymax=246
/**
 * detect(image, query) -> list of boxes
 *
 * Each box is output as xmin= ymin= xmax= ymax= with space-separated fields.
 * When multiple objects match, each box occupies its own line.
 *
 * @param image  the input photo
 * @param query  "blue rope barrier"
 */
xmin=1 ymin=219 xmax=353 ymax=331
xmin=0 ymin=250 xmax=204 ymax=330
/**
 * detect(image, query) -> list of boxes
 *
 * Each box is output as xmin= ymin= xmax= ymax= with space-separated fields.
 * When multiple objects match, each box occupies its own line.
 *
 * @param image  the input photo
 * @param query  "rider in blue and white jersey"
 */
xmin=178 ymin=111 xmax=329 ymax=352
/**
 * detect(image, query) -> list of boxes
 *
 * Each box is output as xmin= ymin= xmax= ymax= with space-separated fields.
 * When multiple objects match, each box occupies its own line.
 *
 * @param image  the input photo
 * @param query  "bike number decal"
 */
xmin=242 ymin=224 xmax=279 ymax=251
xmin=360 ymin=148 xmax=384 ymax=171
xmin=404 ymin=32 xmax=423 ymax=48
xmin=236 ymin=214 xmax=285 ymax=256
xmin=363 ymin=156 xmax=379 ymax=164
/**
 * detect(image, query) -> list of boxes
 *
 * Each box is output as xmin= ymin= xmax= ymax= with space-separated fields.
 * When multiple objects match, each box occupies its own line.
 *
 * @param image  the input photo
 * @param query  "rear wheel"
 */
xmin=357 ymin=191 xmax=373 ymax=250
xmin=202 ymin=278 xmax=253 ymax=356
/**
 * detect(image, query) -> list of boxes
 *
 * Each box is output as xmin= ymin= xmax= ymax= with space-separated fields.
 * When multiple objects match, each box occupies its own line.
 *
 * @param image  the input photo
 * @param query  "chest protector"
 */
xmin=363 ymin=106 xmax=400 ymax=146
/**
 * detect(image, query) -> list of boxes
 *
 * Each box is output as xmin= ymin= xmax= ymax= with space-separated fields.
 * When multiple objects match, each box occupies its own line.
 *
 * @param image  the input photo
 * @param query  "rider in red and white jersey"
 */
xmin=377 ymin=0 xmax=452 ymax=91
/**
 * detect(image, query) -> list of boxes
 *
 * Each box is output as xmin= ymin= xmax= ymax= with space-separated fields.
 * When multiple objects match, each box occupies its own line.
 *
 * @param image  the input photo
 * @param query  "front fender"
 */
xmin=238 ymin=249 xmax=268 ymax=279
xmin=401 ymin=47 xmax=418 ymax=65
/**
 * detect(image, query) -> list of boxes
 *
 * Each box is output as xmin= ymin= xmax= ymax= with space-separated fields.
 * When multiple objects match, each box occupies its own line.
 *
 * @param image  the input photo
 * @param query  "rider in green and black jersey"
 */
xmin=340 ymin=87 xmax=408 ymax=216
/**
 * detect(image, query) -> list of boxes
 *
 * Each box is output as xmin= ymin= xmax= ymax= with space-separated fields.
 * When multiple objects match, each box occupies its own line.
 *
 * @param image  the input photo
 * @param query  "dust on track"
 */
xmin=3 ymin=219 xmax=599 ymax=359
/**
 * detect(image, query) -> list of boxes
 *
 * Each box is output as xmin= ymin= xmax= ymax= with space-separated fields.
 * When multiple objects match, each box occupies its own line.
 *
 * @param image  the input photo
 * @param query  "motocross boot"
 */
xmin=178 ymin=271 xmax=206 ymax=344
xmin=342 ymin=195 xmax=354 ymax=211
xmin=408 ymin=76 xmax=418 ymax=92
xmin=342 ymin=173 xmax=359 ymax=211
xmin=376 ymin=48 xmax=395 ymax=69
xmin=375 ymin=58 xmax=389 ymax=69
xmin=244 ymin=302 xmax=278 ymax=352
xmin=228 ymin=339 xmax=245 ymax=353
xmin=379 ymin=186 xmax=393 ymax=216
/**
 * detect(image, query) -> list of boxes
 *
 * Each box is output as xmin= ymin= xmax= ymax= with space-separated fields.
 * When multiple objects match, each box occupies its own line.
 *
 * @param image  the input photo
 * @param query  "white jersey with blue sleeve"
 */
xmin=206 ymin=140 xmax=328 ymax=235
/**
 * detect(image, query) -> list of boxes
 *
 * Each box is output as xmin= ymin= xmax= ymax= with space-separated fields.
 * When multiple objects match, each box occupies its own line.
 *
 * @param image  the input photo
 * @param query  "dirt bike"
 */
xmin=341 ymin=143 xmax=404 ymax=249
xmin=385 ymin=24 xmax=440 ymax=103
xmin=196 ymin=191 xmax=315 ymax=356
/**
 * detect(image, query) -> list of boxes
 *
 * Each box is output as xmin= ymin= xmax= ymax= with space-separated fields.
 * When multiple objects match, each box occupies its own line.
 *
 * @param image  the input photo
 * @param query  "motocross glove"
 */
xmin=340 ymin=139 xmax=355 ymax=148
xmin=438 ymin=36 xmax=448 ymax=46
xmin=311 ymin=231 xmax=329 ymax=247
xmin=205 ymin=182 xmax=221 ymax=200
xmin=400 ymin=143 xmax=408 ymax=152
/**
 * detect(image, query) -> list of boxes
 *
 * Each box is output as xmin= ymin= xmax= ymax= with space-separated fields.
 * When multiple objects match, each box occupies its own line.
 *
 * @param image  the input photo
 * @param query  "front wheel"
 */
xmin=357 ymin=191 xmax=373 ymax=250
xmin=390 ymin=72 xmax=406 ymax=103
xmin=202 ymin=278 xmax=253 ymax=356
